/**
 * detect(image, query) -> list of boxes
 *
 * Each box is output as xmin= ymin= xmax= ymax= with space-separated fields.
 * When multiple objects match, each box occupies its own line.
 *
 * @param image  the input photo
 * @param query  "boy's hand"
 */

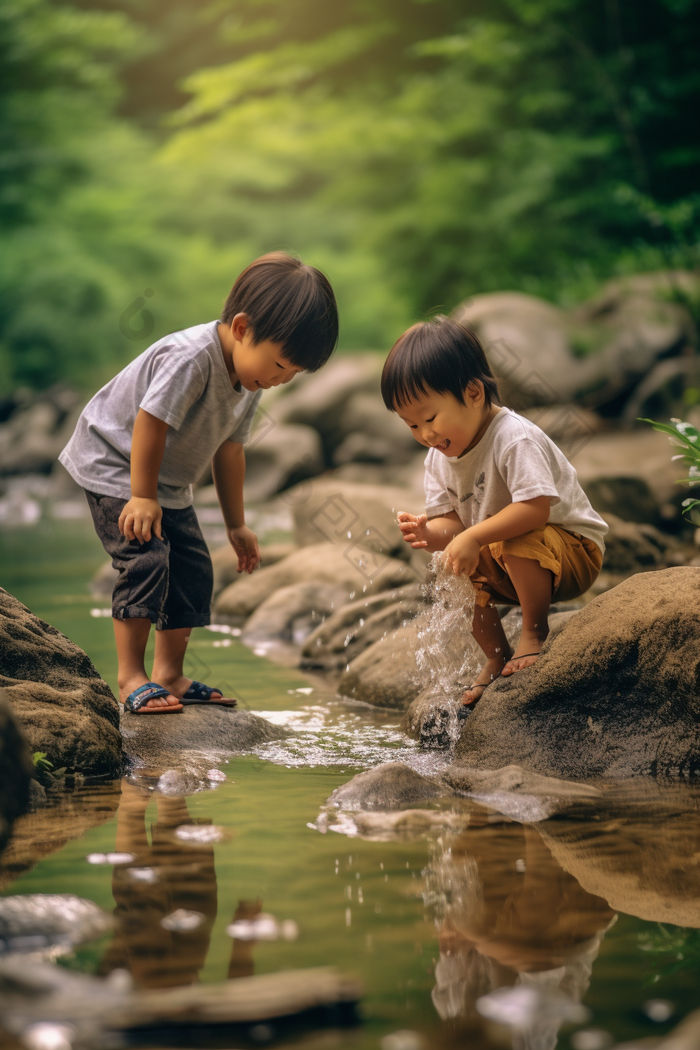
xmin=119 ymin=497 xmax=163 ymax=544
xmin=228 ymin=524 xmax=261 ymax=574
xmin=444 ymin=530 xmax=481 ymax=578
xmin=397 ymin=510 xmax=431 ymax=548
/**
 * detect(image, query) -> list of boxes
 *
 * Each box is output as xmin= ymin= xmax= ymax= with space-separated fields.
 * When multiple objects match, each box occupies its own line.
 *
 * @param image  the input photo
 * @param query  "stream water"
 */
xmin=1 ymin=514 xmax=699 ymax=1050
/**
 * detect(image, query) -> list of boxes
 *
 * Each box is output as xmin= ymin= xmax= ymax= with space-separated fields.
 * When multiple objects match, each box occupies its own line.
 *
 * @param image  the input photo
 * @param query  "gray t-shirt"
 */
xmin=59 ymin=320 xmax=262 ymax=508
xmin=424 ymin=407 xmax=607 ymax=552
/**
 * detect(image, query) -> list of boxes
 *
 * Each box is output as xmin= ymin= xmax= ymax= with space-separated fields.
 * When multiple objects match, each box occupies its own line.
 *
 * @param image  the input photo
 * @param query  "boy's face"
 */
xmin=396 ymin=386 xmax=490 ymax=458
xmin=224 ymin=314 xmax=303 ymax=392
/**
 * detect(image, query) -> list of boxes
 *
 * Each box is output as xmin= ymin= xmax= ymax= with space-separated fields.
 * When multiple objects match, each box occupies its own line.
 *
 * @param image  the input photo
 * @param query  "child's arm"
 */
xmin=397 ymin=509 xmax=463 ymax=552
xmin=118 ymin=409 xmax=169 ymax=544
xmin=212 ymin=440 xmax=261 ymax=574
xmin=444 ymin=497 xmax=551 ymax=576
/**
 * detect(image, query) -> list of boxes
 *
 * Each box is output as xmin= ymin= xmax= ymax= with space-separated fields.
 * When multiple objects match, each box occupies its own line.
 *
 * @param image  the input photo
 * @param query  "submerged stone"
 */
xmin=0 ymin=894 xmax=111 ymax=958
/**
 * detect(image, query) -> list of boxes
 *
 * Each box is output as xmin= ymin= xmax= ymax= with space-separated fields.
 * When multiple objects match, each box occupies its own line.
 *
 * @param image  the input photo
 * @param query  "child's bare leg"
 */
xmin=114 ymin=617 xmax=180 ymax=708
xmin=152 ymin=627 xmax=222 ymax=700
xmin=500 ymin=554 xmax=553 ymax=675
xmin=462 ymin=602 xmax=513 ymax=705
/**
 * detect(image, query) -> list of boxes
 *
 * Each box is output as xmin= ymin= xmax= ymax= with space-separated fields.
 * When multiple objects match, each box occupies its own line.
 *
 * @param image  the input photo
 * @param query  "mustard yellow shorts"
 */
xmin=472 ymin=524 xmax=603 ymax=608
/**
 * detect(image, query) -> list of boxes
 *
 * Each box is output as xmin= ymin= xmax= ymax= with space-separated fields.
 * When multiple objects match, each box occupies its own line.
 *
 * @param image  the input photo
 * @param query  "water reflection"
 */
xmin=426 ymin=811 xmax=615 ymax=1049
xmin=98 ymin=780 xmax=261 ymax=990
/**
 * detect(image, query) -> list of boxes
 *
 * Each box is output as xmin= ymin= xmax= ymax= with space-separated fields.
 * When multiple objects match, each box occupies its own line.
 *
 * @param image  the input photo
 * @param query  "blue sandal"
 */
xmin=124 ymin=682 xmax=183 ymax=714
xmin=181 ymin=681 xmax=237 ymax=707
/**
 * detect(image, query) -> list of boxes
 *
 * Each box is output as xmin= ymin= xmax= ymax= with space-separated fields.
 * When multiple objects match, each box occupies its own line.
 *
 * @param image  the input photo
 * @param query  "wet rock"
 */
xmin=241 ymin=581 xmax=348 ymax=648
xmin=120 ymin=706 xmax=286 ymax=772
xmin=324 ymin=808 xmax=469 ymax=841
xmin=572 ymin=427 xmax=686 ymax=506
xmin=215 ymin=543 xmax=417 ymax=622
xmin=0 ymin=691 xmax=33 ymax=850
xmin=211 ymin=541 xmax=296 ymax=598
xmin=300 ymin=584 xmax=426 ymax=671
xmin=0 ymin=893 xmax=112 ymax=958
xmin=289 ymin=479 xmax=424 ymax=560
xmin=0 ymin=786 xmax=120 ymax=890
xmin=244 ymin=423 xmax=323 ymax=502
xmin=0 ymin=589 xmax=121 ymax=777
xmin=89 ymin=559 xmax=119 ymax=599
xmin=582 ymin=475 xmax=662 ymax=526
xmin=339 ymin=623 xmax=422 ymax=709
xmin=327 ymin=762 xmax=448 ymax=811
xmin=0 ymin=387 xmax=82 ymax=476
xmin=456 ymin=567 xmax=700 ymax=780
xmin=444 ymin=763 xmax=601 ymax=822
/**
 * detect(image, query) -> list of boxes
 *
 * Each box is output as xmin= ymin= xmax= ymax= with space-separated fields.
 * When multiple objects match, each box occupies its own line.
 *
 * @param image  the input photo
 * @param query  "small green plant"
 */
xmin=32 ymin=752 xmax=53 ymax=773
xmin=639 ymin=417 xmax=700 ymax=521
xmin=31 ymin=751 xmax=68 ymax=787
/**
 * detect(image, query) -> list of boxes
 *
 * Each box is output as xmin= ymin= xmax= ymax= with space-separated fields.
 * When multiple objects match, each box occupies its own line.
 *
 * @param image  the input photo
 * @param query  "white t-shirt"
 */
xmin=424 ymin=408 xmax=607 ymax=552
xmin=59 ymin=321 xmax=262 ymax=509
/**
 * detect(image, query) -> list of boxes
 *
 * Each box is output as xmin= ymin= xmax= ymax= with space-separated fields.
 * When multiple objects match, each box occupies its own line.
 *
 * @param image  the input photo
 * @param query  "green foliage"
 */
xmin=639 ymin=417 xmax=700 ymax=518
xmin=1 ymin=0 xmax=699 ymax=391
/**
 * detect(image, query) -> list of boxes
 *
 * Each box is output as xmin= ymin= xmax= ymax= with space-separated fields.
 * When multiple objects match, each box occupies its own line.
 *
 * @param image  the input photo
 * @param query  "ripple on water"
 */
xmin=250 ymin=704 xmax=453 ymax=776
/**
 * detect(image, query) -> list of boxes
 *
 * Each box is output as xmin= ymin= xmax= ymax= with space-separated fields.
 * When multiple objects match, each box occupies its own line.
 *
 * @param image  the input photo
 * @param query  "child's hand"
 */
xmin=444 ymin=530 xmax=481 ymax=578
xmin=228 ymin=524 xmax=261 ymax=574
xmin=397 ymin=510 xmax=431 ymax=548
xmin=119 ymin=497 xmax=163 ymax=544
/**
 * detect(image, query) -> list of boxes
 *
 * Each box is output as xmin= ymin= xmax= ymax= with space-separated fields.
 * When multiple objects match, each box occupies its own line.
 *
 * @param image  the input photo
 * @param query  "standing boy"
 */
xmin=60 ymin=253 xmax=338 ymax=713
xmin=381 ymin=316 xmax=607 ymax=710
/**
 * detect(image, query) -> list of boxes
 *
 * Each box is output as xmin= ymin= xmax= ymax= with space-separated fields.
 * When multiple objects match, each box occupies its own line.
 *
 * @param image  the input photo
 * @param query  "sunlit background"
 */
xmin=2 ymin=0 xmax=699 ymax=395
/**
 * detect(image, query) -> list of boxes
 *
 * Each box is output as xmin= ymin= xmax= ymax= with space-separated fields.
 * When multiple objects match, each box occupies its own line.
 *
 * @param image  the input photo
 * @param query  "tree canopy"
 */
xmin=1 ymin=0 xmax=698 ymax=390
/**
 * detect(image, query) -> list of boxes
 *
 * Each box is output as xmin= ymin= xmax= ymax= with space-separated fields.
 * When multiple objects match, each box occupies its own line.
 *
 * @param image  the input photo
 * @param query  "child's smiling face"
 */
xmin=397 ymin=384 xmax=497 ymax=457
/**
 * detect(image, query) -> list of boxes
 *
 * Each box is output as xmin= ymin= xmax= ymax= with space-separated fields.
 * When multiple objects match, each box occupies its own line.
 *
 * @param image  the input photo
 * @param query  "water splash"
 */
xmin=412 ymin=553 xmax=481 ymax=745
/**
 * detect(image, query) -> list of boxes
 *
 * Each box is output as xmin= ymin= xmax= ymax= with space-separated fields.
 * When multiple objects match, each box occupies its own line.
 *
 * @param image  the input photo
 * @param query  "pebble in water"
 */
xmin=477 ymin=986 xmax=589 ymax=1027
xmin=226 ymin=914 xmax=298 ymax=941
xmin=570 ymin=1031 xmax=614 ymax=1050
xmin=22 ymin=1023 xmax=75 ymax=1050
xmin=644 ymin=999 xmax=674 ymax=1022
xmin=86 ymin=852 xmax=135 ymax=865
xmin=160 ymin=909 xmax=205 ymax=932
xmin=207 ymin=769 xmax=227 ymax=782
xmin=174 ymin=824 xmax=225 ymax=844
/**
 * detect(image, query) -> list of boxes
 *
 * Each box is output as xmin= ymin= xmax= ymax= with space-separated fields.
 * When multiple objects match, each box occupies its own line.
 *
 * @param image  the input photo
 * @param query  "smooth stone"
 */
xmin=120 ymin=706 xmax=286 ymax=772
xmin=0 ymin=589 xmax=121 ymax=777
xmin=210 ymin=541 xmax=296 ymax=598
xmin=242 ymin=581 xmax=348 ymax=648
xmin=0 ymin=691 xmax=33 ymax=849
xmin=340 ymin=623 xmax=423 ymax=710
xmin=243 ymin=423 xmax=323 ymax=502
xmin=0 ymin=894 xmax=112 ymax=957
xmin=456 ymin=567 xmax=700 ymax=780
xmin=327 ymin=762 xmax=448 ymax=811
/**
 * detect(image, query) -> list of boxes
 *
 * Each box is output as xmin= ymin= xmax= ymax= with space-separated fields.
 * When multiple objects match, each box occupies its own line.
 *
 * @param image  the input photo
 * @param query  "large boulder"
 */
xmin=243 ymin=423 xmax=323 ymax=502
xmin=214 ymin=543 xmax=419 ymax=622
xmin=241 ymin=581 xmax=348 ymax=650
xmin=332 ymin=391 xmax=418 ymax=467
xmin=288 ymin=477 xmax=425 ymax=560
xmin=456 ymin=567 xmax=700 ymax=780
xmin=210 ymin=541 xmax=296 ymax=599
xmin=326 ymin=762 xmax=448 ymax=811
xmin=300 ymin=583 xmax=426 ymax=672
xmin=339 ymin=623 xmax=422 ymax=709
xmin=0 ymin=589 xmax=121 ymax=777
xmin=0 ymin=387 xmax=82 ymax=476
xmin=0 ymin=691 xmax=33 ymax=851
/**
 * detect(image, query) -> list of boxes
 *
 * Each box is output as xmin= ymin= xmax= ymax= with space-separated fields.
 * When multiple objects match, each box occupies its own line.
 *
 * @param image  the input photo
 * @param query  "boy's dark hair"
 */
xmin=221 ymin=252 xmax=338 ymax=372
xmin=381 ymin=315 xmax=500 ymax=410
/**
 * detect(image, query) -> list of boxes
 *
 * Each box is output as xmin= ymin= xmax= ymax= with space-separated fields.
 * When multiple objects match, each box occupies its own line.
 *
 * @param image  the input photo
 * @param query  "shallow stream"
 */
xmin=1 ymin=515 xmax=699 ymax=1049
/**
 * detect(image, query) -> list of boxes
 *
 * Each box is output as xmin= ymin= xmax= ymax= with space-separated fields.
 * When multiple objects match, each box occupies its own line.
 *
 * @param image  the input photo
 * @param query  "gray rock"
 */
xmin=244 ymin=423 xmax=323 ymax=502
xmin=300 ymin=584 xmax=426 ymax=671
xmin=339 ymin=623 xmax=422 ymax=709
xmin=90 ymin=559 xmax=118 ymax=599
xmin=602 ymin=513 xmax=674 ymax=574
xmin=288 ymin=478 xmax=424 ymax=561
xmin=0 ymin=691 xmax=33 ymax=850
xmin=0 ymin=589 xmax=121 ymax=777
xmin=242 ymin=581 xmax=348 ymax=648
xmin=327 ymin=762 xmax=448 ymax=811
xmin=0 ymin=894 xmax=112 ymax=958
xmin=444 ymin=763 xmax=601 ymax=822
xmin=571 ymin=426 xmax=687 ymax=506
xmin=215 ymin=543 xmax=418 ymax=622
xmin=120 ymin=706 xmax=286 ymax=772
xmin=332 ymin=391 xmax=417 ymax=466
xmin=211 ymin=541 xmax=296 ymax=598
xmin=582 ymin=475 xmax=662 ymax=526
xmin=456 ymin=567 xmax=700 ymax=780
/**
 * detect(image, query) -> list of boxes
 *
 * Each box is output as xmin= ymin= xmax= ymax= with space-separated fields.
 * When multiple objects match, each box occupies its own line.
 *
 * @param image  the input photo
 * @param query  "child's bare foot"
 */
xmin=500 ymin=629 xmax=548 ymax=676
xmin=119 ymin=673 xmax=181 ymax=710
xmin=461 ymin=654 xmax=510 ymax=706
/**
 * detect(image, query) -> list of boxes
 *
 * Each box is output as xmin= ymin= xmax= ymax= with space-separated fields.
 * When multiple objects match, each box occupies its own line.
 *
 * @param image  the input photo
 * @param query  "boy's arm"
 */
xmin=398 ymin=510 xmax=463 ymax=552
xmin=118 ymin=408 xmax=169 ymax=544
xmin=445 ymin=497 xmax=551 ymax=576
xmin=212 ymin=440 xmax=261 ymax=574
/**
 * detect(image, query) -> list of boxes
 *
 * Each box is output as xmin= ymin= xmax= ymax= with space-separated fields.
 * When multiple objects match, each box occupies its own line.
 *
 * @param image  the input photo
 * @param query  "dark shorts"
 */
xmin=85 ymin=491 xmax=213 ymax=630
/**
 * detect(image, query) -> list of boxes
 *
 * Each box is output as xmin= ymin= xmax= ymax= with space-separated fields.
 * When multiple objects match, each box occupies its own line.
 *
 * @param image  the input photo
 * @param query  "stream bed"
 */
xmin=1 ymin=515 xmax=699 ymax=1050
